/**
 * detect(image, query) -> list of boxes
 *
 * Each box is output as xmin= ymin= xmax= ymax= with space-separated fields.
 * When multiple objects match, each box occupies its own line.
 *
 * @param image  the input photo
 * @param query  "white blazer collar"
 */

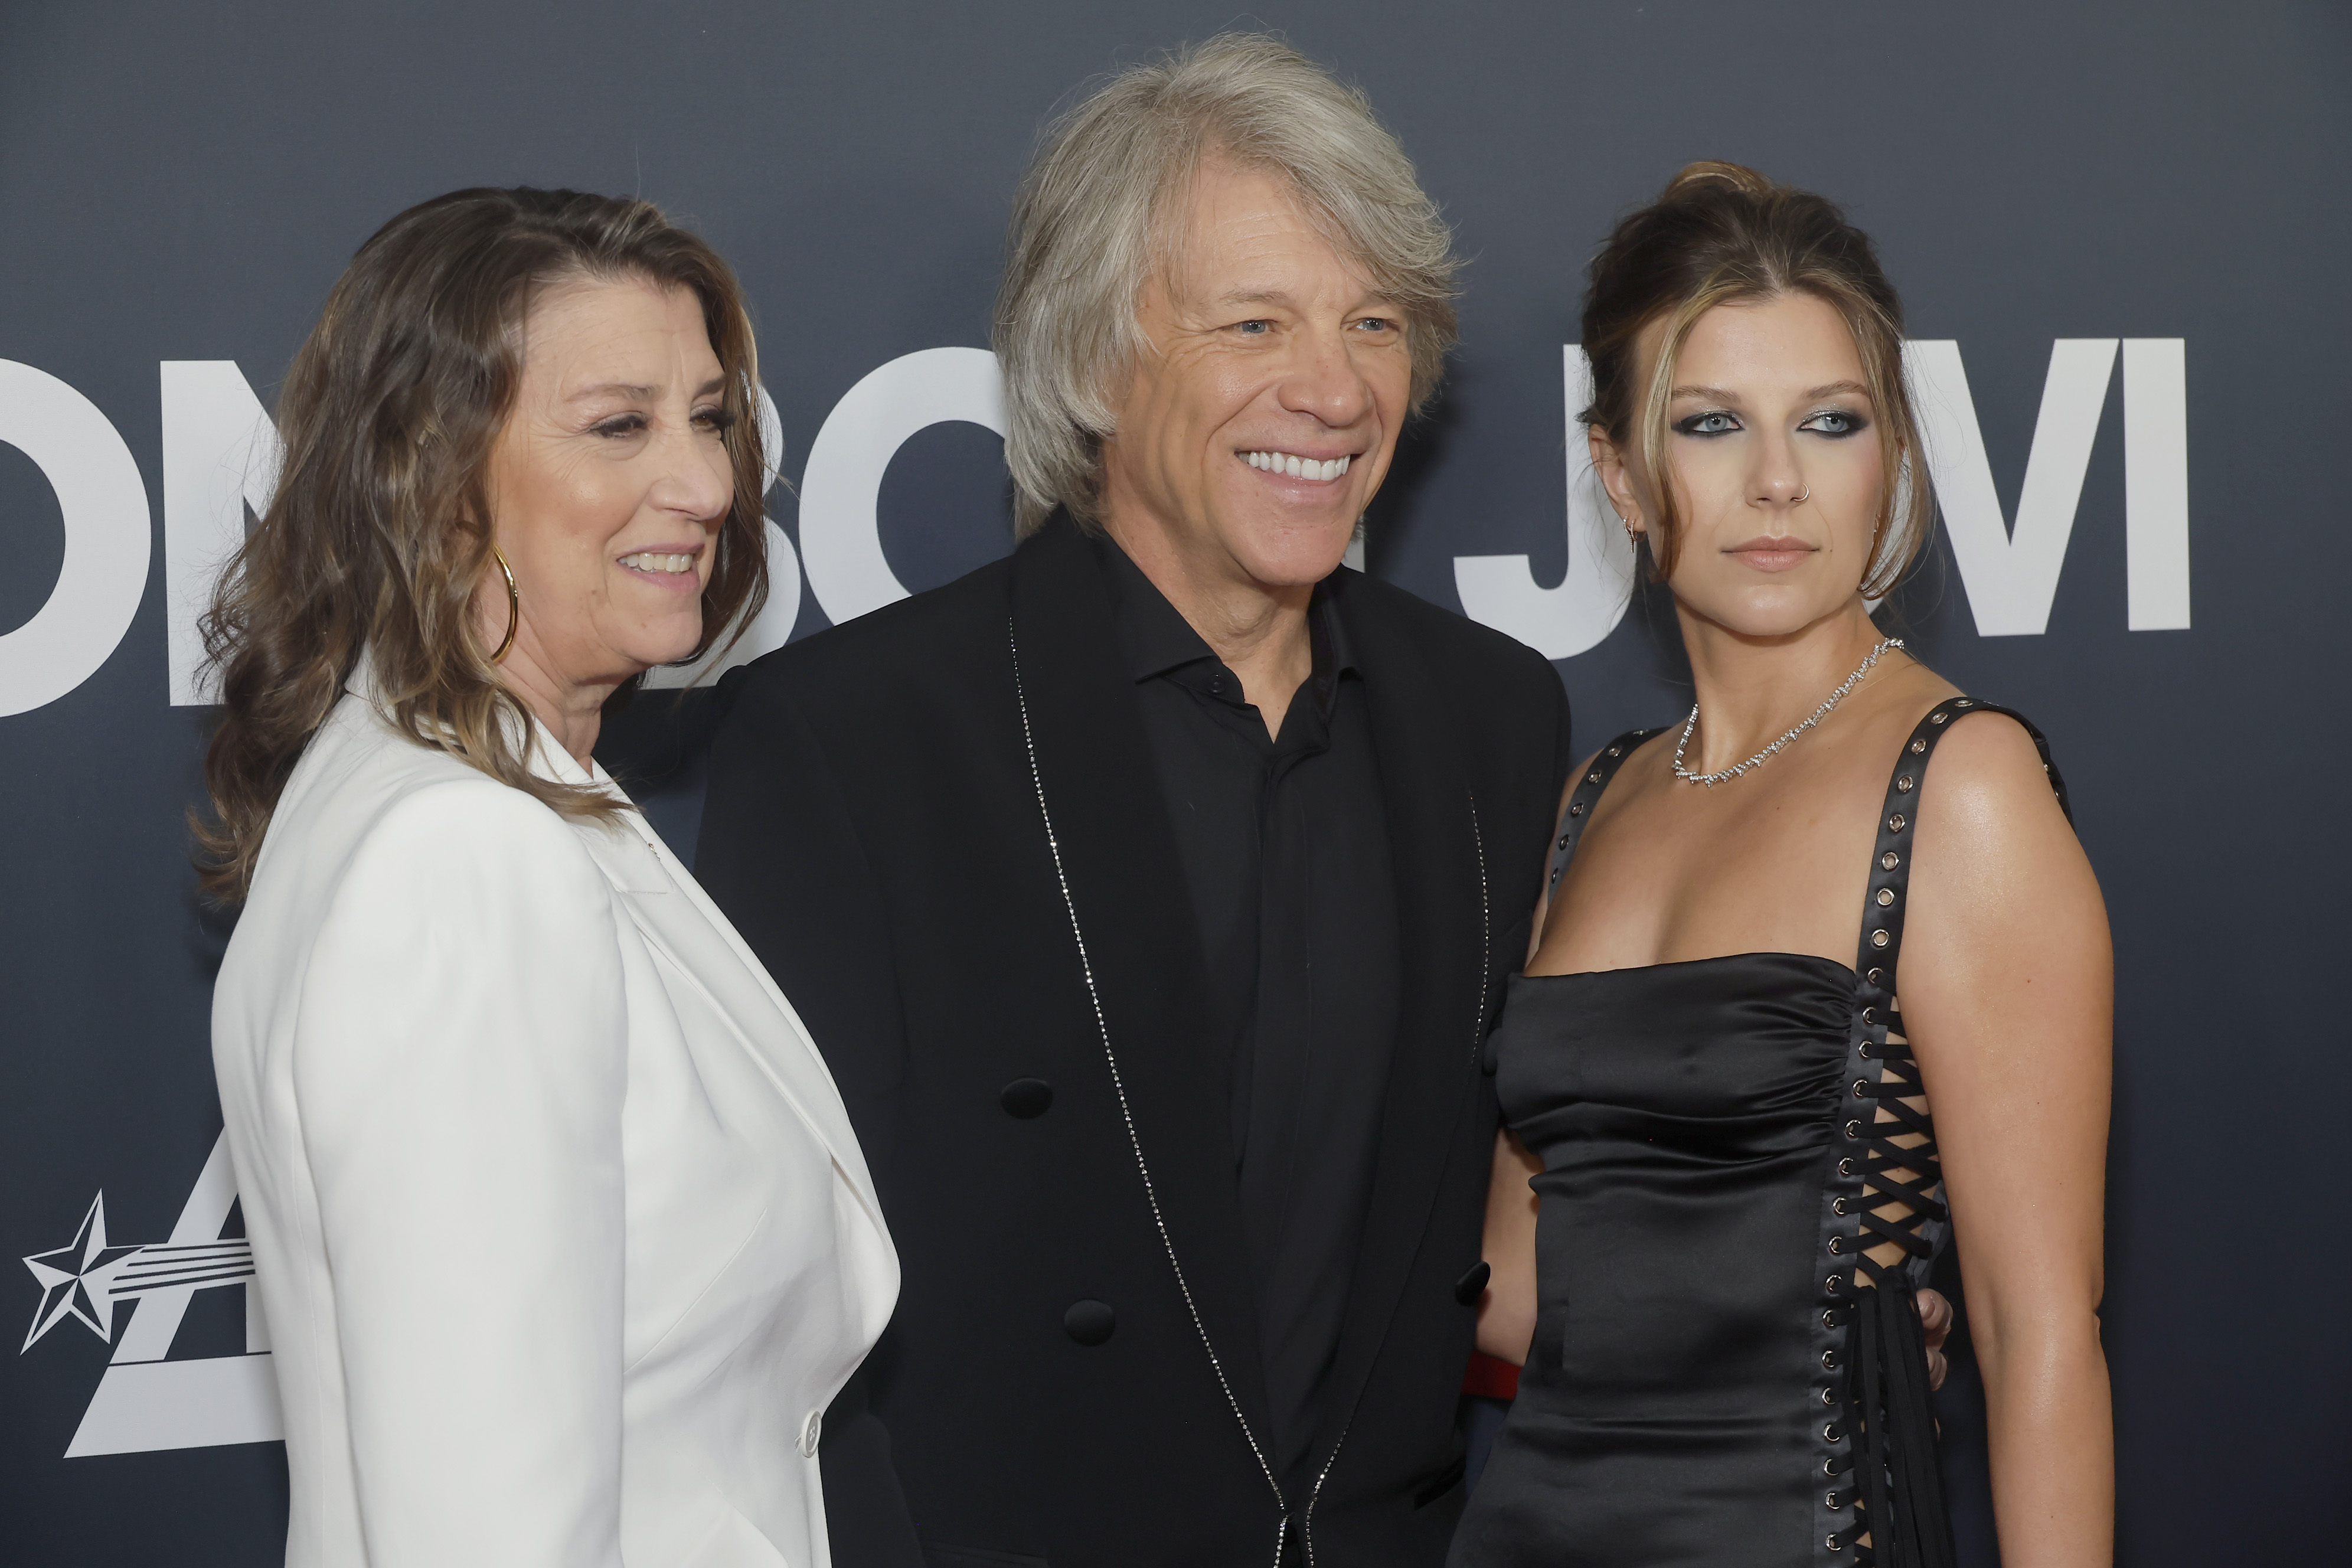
xmin=337 ymin=648 xmax=883 ymax=1220
xmin=343 ymin=647 xmax=618 ymax=792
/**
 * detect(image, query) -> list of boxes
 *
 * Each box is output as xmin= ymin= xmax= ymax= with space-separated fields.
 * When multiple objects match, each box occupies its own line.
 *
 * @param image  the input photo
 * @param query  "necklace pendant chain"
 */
xmin=1672 ymin=638 xmax=1903 ymax=788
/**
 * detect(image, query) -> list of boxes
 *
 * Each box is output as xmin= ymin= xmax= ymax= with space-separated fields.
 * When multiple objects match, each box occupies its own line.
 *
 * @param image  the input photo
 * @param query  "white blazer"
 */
xmin=212 ymin=687 xmax=898 ymax=1568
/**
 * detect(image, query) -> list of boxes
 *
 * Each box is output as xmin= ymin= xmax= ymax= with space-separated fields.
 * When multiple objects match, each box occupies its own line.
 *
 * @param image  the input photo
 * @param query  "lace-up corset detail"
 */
xmin=1510 ymin=697 xmax=2071 ymax=1568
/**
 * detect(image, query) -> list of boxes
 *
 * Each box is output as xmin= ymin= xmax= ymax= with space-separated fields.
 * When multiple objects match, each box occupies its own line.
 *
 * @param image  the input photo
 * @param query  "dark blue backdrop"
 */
xmin=4 ymin=2 xmax=2344 ymax=1562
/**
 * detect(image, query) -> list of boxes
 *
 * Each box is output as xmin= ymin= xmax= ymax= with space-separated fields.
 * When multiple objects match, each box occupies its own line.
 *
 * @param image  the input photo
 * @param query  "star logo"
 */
xmin=21 ymin=1193 xmax=254 ymax=1353
xmin=22 ymin=1195 xmax=141 ymax=1350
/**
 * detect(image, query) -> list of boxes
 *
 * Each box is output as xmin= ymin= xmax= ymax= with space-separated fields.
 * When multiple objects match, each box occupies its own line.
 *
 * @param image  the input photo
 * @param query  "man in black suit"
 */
xmin=698 ymin=35 xmax=1571 ymax=1568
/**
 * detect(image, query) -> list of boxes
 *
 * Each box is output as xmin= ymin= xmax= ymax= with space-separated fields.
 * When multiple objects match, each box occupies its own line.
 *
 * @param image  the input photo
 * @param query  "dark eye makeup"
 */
xmin=1674 ymin=410 xmax=1742 ymax=437
xmin=1670 ymin=407 xmax=1871 ymax=439
xmin=1799 ymin=408 xmax=1869 ymax=437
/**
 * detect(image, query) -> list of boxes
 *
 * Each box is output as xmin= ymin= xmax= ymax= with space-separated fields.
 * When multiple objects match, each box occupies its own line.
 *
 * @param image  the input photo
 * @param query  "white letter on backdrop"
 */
xmin=64 ymin=1131 xmax=282 ymax=1457
xmin=645 ymin=386 xmax=802 ymax=687
xmin=1451 ymin=346 xmax=1636 ymax=659
xmin=797 ymin=347 xmax=1007 ymax=626
xmin=161 ymin=361 xmax=282 ymax=705
xmin=2122 ymin=338 xmax=2190 ymax=631
xmin=1906 ymin=339 xmax=2116 ymax=636
xmin=0 ymin=361 xmax=151 ymax=717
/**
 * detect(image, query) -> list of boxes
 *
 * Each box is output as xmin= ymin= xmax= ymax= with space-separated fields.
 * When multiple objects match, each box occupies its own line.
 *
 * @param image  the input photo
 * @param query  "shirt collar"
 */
xmin=1094 ymin=531 xmax=1360 ymax=686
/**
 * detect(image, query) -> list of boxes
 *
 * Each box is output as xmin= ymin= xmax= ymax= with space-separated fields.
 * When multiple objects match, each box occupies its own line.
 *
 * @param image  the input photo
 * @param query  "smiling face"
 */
xmin=1594 ymin=290 xmax=1888 ymax=641
xmin=482 ymin=273 xmax=736 ymax=692
xmin=1097 ymin=161 xmax=1413 ymax=595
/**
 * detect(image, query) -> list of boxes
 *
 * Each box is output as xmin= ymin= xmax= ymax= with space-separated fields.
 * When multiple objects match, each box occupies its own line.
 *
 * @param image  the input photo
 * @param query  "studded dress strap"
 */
xmin=1544 ymin=729 xmax=1667 ymax=895
xmin=1815 ymin=697 xmax=2067 ymax=1567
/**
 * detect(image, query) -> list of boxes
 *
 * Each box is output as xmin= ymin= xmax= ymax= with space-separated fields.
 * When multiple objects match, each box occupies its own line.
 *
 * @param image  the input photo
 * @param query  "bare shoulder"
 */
xmin=1557 ymin=723 xmax=1678 ymax=817
xmin=1908 ymin=700 xmax=2099 ymax=933
xmin=1917 ymin=704 xmax=2070 ymax=831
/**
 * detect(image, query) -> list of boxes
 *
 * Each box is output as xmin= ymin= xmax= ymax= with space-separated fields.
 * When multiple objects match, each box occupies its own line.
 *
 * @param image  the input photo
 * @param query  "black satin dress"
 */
xmin=1451 ymin=699 xmax=2067 ymax=1568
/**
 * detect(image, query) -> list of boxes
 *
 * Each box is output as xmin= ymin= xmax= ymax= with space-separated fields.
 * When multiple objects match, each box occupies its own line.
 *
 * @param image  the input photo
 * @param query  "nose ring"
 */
xmin=1793 ymin=485 xmax=1810 ymax=504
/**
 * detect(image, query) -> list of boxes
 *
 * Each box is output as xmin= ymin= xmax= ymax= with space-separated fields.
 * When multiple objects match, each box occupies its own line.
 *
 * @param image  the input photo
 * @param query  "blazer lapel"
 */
xmin=559 ymin=744 xmax=887 ymax=1229
xmin=1007 ymin=521 xmax=1275 ymax=1439
xmin=1312 ymin=571 xmax=1489 ymax=1469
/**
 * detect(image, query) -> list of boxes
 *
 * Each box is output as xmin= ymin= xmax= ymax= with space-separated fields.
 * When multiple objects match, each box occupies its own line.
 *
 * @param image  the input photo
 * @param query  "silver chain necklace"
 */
xmin=1672 ymin=638 xmax=1903 ymax=788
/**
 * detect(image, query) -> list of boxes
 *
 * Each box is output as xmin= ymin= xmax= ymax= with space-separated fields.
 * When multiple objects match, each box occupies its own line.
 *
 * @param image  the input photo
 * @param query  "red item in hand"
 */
xmin=1462 ymin=1351 xmax=1520 ymax=1401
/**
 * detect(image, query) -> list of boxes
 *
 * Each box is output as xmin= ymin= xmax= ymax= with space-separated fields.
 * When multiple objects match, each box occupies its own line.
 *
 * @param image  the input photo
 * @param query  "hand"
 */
xmin=1915 ymin=1288 xmax=1953 ymax=1391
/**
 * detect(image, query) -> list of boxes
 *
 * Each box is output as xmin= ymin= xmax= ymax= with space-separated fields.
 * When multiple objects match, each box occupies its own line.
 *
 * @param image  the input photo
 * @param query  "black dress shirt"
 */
xmin=1096 ymin=536 xmax=1401 ymax=1483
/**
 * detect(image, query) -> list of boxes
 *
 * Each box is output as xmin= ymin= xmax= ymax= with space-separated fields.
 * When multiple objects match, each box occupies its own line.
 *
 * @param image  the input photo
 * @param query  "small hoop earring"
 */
xmin=489 ymin=547 xmax=519 ymax=664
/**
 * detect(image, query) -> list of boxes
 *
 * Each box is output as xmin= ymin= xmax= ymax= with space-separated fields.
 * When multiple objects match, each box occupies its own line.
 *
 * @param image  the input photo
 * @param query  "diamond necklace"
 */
xmin=1672 ymin=638 xmax=1903 ymax=788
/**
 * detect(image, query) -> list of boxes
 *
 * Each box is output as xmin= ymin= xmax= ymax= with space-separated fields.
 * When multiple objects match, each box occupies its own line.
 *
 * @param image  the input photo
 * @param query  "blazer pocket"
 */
xmin=925 ymin=1544 xmax=1049 ymax=1568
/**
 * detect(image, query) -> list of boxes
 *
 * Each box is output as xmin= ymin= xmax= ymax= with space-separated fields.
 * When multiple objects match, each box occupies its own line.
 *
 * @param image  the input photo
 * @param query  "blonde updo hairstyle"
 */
xmin=1582 ymin=161 xmax=1932 ymax=596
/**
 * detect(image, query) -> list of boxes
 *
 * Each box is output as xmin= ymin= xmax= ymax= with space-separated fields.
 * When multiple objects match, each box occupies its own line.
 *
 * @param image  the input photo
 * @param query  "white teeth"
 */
xmin=620 ymin=552 xmax=694 ymax=574
xmin=1243 ymin=450 xmax=1351 ymax=481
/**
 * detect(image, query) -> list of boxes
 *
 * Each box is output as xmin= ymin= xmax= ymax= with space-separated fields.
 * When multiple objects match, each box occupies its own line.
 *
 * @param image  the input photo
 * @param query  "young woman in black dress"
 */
xmin=1455 ymin=165 xmax=2113 ymax=1567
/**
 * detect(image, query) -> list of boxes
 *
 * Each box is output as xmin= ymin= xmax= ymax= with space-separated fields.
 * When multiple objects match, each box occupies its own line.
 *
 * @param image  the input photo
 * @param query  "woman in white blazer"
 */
xmin=200 ymin=188 xmax=897 ymax=1568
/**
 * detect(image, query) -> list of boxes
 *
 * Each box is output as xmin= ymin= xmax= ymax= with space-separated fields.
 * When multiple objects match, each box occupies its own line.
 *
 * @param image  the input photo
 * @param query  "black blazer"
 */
xmin=698 ymin=519 xmax=1573 ymax=1568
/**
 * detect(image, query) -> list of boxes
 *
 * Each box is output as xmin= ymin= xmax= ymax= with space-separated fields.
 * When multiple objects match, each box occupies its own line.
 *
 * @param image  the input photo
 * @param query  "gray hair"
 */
xmin=994 ymin=32 xmax=1461 ymax=537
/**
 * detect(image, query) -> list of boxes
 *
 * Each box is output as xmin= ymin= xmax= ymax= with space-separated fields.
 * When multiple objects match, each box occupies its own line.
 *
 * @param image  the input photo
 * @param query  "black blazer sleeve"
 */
xmin=697 ymin=664 xmax=925 ymax=1568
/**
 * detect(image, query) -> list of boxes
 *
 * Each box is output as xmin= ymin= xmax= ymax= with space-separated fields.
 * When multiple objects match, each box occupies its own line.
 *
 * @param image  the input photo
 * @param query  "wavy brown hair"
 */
xmin=1582 ymin=161 xmax=1930 ymax=596
xmin=195 ymin=187 xmax=768 ymax=903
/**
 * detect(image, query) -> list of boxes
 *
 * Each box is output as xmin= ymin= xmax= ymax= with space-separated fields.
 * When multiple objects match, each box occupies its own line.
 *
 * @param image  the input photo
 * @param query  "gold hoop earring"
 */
xmin=489 ymin=548 xmax=519 ymax=664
